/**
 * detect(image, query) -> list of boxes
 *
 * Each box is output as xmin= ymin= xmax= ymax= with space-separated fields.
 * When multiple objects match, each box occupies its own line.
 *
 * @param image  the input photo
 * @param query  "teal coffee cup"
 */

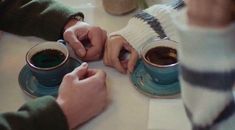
xmin=26 ymin=41 xmax=69 ymax=86
xmin=141 ymin=39 xmax=178 ymax=85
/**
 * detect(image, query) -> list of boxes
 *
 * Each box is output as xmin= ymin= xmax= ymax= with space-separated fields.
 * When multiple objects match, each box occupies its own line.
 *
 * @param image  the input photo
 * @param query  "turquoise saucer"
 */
xmin=130 ymin=60 xmax=181 ymax=98
xmin=18 ymin=57 xmax=82 ymax=98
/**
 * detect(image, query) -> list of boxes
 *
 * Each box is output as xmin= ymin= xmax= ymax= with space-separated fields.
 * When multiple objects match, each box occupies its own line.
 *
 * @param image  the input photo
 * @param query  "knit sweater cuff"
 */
xmin=143 ymin=5 xmax=179 ymax=42
xmin=110 ymin=4 xmax=179 ymax=52
xmin=177 ymin=21 xmax=235 ymax=72
xmin=18 ymin=96 xmax=69 ymax=130
xmin=110 ymin=17 xmax=159 ymax=52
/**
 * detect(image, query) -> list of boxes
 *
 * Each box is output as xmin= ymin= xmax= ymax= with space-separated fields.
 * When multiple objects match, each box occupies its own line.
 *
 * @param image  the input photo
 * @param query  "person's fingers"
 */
xmin=77 ymin=68 xmax=108 ymax=114
xmin=79 ymin=69 xmax=106 ymax=88
xmin=87 ymin=69 xmax=106 ymax=79
xmin=107 ymin=39 xmax=114 ymax=67
xmin=103 ymin=41 xmax=110 ymax=66
xmin=112 ymin=56 xmax=126 ymax=73
xmin=63 ymin=29 xmax=86 ymax=57
xmin=70 ymin=62 xmax=88 ymax=80
xmin=120 ymin=60 xmax=128 ymax=70
xmin=109 ymin=42 xmax=126 ymax=73
xmin=84 ymin=27 xmax=106 ymax=61
xmin=127 ymin=49 xmax=138 ymax=73
xmin=121 ymin=42 xmax=138 ymax=73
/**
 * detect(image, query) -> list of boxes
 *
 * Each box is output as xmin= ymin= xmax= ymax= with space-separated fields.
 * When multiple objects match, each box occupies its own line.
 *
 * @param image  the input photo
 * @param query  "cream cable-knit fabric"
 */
xmin=176 ymin=9 xmax=235 ymax=130
xmin=144 ymin=5 xmax=178 ymax=41
xmin=110 ymin=4 xmax=179 ymax=52
xmin=110 ymin=17 xmax=159 ymax=52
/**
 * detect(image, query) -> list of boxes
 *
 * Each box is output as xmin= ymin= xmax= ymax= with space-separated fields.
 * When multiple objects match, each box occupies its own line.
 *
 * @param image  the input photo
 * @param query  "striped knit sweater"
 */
xmin=110 ymin=3 xmax=235 ymax=130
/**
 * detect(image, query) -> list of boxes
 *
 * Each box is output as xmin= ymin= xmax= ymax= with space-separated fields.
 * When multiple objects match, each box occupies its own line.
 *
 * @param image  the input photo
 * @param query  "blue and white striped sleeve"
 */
xmin=109 ymin=4 xmax=179 ymax=52
xmin=176 ymin=12 xmax=235 ymax=130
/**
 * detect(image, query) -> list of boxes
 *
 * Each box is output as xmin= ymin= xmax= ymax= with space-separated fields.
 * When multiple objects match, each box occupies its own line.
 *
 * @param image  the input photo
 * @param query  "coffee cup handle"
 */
xmin=57 ymin=39 xmax=84 ymax=63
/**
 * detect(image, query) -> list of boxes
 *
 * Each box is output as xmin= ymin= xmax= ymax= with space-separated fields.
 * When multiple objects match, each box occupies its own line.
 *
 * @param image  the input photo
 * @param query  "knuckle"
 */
xmin=63 ymin=29 xmax=73 ymax=38
xmin=63 ymin=73 xmax=75 ymax=80
xmin=93 ymin=26 xmax=101 ymax=30
xmin=92 ymin=26 xmax=103 ymax=32
xmin=103 ymin=58 xmax=108 ymax=65
xmin=111 ymin=58 xmax=119 ymax=66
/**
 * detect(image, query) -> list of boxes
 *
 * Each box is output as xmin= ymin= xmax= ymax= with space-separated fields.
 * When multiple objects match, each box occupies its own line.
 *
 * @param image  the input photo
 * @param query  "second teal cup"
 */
xmin=141 ymin=39 xmax=178 ymax=85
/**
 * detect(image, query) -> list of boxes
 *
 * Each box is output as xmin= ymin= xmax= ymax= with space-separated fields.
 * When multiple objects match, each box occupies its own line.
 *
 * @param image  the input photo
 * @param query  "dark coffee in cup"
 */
xmin=145 ymin=46 xmax=177 ymax=66
xmin=30 ymin=49 xmax=66 ymax=68
xmin=142 ymin=40 xmax=178 ymax=85
xmin=26 ymin=42 xmax=69 ymax=86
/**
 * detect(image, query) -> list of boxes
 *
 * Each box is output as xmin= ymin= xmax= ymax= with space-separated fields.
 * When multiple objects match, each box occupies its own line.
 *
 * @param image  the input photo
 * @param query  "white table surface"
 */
xmin=0 ymin=0 xmax=186 ymax=130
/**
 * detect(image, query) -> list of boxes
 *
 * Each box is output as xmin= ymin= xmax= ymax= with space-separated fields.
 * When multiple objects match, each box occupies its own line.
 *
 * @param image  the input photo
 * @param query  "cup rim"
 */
xmin=141 ymin=39 xmax=178 ymax=68
xmin=26 ymin=42 xmax=69 ymax=71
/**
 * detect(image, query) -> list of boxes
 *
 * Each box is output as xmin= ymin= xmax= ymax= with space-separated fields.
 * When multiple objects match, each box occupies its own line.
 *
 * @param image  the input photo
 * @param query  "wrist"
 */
xmin=56 ymin=98 xmax=74 ymax=129
xmin=109 ymin=35 xmax=126 ymax=41
xmin=63 ymin=15 xmax=84 ymax=32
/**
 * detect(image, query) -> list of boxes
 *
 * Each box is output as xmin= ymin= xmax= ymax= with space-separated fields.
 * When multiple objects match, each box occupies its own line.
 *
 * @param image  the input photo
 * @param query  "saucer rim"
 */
xmin=130 ymin=59 xmax=181 ymax=99
xmin=18 ymin=57 xmax=81 ymax=98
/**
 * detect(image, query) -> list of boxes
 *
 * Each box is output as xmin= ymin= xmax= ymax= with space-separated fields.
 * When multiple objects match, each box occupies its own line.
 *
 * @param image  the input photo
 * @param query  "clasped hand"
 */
xmin=63 ymin=20 xmax=107 ymax=61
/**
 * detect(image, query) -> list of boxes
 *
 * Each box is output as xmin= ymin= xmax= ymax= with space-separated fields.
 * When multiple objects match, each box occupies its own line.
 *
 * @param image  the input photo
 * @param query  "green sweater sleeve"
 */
xmin=0 ymin=0 xmax=84 ymax=40
xmin=0 ymin=96 xmax=69 ymax=130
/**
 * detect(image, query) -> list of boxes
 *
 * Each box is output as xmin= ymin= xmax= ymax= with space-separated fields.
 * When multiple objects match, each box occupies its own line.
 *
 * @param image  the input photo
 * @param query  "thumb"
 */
xmin=64 ymin=30 xmax=86 ymax=57
xmin=71 ymin=62 xmax=88 ymax=80
xmin=127 ymin=49 xmax=138 ymax=73
xmin=122 ymin=43 xmax=138 ymax=73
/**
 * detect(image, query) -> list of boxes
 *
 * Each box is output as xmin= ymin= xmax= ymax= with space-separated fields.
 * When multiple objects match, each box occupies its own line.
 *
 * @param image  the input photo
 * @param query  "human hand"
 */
xmin=187 ymin=0 xmax=235 ymax=27
xmin=63 ymin=20 xmax=107 ymax=61
xmin=103 ymin=35 xmax=138 ymax=74
xmin=56 ymin=62 xmax=108 ymax=129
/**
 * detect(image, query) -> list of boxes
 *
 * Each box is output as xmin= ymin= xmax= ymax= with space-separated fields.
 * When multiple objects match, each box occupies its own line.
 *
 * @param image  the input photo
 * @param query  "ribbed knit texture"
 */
xmin=110 ymin=4 xmax=179 ymax=52
xmin=110 ymin=17 xmax=159 ymax=52
xmin=176 ymin=10 xmax=235 ymax=130
xmin=144 ymin=5 xmax=178 ymax=41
